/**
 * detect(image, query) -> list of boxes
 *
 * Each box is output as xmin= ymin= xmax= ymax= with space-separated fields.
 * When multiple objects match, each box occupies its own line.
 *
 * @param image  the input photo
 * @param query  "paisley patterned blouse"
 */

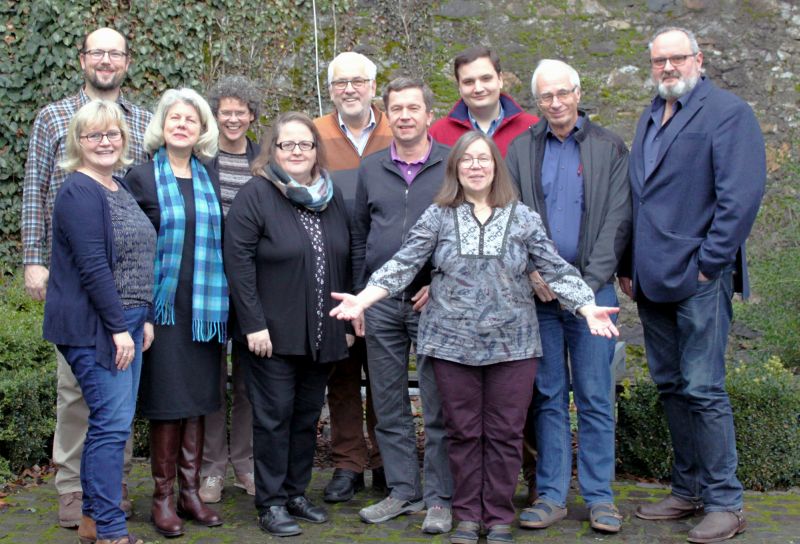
xmin=368 ymin=201 xmax=595 ymax=366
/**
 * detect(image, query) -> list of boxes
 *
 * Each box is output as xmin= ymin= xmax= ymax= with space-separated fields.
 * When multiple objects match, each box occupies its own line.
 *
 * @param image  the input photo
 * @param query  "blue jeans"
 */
xmin=365 ymin=296 xmax=452 ymax=507
xmin=637 ymin=270 xmax=743 ymax=511
xmin=533 ymin=283 xmax=617 ymax=508
xmin=59 ymin=306 xmax=147 ymax=539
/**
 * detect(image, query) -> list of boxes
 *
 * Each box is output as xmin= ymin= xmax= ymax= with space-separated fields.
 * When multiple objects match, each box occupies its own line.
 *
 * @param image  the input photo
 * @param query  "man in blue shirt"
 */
xmin=506 ymin=59 xmax=631 ymax=534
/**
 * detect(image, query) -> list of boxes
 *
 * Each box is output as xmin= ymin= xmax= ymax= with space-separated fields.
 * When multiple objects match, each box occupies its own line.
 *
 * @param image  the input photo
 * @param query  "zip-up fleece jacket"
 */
xmin=351 ymin=140 xmax=449 ymax=294
xmin=506 ymin=113 xmax=632 ymax=292
xmin=429 ymin=93 xmax=538 ymax=157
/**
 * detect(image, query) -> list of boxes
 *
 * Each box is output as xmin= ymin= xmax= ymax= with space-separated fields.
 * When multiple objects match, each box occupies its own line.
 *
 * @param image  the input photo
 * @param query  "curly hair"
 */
xmin=207 ymin=75 xmax=261 ymax=120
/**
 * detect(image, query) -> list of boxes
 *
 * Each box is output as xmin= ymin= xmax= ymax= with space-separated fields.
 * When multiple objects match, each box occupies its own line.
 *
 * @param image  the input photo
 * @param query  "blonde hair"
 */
xmin=144 ymin=88 xmax=219 ymax=159
xmin=59 ymin=100 xmax=132 ymax=173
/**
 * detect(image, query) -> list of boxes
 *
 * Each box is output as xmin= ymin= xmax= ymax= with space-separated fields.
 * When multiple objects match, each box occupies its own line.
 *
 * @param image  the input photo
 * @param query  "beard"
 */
xmin=84 ymin=64 xmax=127 ymax=92
xmin=656 ymin=71 xmax=700 ymax=101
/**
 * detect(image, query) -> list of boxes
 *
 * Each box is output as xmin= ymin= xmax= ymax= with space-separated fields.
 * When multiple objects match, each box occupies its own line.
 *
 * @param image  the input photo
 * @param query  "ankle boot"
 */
xmin=176 ymin=417 xmax=223 ymax=527
xmin=77 ymin=515 xmax=96 ymax=543
xmin=149 ymin=420 xmax=184 ymax=537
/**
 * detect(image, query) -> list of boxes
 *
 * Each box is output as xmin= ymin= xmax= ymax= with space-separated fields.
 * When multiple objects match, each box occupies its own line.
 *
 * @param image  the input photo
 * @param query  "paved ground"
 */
xmin=1 ymin=462 xmax=799 ymax=543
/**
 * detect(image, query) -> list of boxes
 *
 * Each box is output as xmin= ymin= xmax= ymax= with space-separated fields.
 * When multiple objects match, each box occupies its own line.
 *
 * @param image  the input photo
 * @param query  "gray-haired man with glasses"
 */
xmin=22 ymin=26 xmax=151 ymax=530
xmin=506 ymin=58 xmax=631 ymax=534
xmin=313 ymin=51 xmax=393 ymax=505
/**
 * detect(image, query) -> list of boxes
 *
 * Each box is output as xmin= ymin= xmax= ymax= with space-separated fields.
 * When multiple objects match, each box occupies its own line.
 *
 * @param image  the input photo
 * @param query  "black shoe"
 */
xmin=286 ymin=496 xmax=328 ymax=524
xmin=324 ymin=468 xmax=365 ymax=502
xmin=258 ymin=506 xmax=302 ymax=537
xmin=371 ymin=467 xmax=387 ymax=494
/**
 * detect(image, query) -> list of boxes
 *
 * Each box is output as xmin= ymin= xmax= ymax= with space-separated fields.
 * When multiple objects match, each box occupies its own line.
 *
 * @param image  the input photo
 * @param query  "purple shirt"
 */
xmin=390 ymin=136 xmax=433 ymax=185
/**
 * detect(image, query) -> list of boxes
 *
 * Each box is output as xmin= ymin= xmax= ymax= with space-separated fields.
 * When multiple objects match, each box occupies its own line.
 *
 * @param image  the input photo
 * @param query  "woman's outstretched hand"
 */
xmin=330 ymin=292 xmax=366 ymax=322
xmin=578 ymin=305 xmax=621 ymax=338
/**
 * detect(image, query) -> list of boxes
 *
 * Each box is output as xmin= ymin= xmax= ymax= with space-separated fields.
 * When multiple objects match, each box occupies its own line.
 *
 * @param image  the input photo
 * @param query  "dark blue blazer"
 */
xmin=43 ymin=172 xmax=128 ymax=371
xmin=626 ymin=77 xmax=766 ymax=303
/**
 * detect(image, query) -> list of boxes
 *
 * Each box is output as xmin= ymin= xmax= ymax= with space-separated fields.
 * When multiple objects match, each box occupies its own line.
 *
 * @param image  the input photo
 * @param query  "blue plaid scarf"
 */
xmin=152 ymin=147 xmax=228 ymax=342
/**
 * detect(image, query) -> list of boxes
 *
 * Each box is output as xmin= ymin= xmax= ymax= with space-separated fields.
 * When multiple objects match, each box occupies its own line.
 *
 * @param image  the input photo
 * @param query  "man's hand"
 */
xmin=618 ymin=276 xmax=633 ymax=299
xmin=529 ymin=270 xmax=556 ymax=302
xmin=24 ymin=264 xmax=49 ymax=301
xmin=247 ymin=328 xmax=273 ymax=358
xmin=411 ymin=285 xmax=430 ymax=312
xmin=698 ymin=272 xmax=710 ymax=282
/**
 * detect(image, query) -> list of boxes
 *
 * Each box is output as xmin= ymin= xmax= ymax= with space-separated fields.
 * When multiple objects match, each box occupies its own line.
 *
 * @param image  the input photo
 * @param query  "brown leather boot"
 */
xmin=176 ymin=417 xmax=223 ymax=527
xmin=77 ymin=515 xmax=96 ymax=544
xmin=150 ymin=420 xmax=184 ymax=537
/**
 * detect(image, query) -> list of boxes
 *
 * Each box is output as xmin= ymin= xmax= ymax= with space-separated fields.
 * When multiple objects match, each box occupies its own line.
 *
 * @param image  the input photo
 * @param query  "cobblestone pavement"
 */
xmin=1 ymin=461 xmax=798 ymax=543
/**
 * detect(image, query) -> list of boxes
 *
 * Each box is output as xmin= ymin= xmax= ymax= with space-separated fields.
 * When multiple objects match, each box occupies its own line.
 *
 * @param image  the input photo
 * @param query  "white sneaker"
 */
xmin=199 ymin=475 xmax=224 ymax=503
xmin=422 ymin=504 xmax=452 ymax=534
xmin=359 ymin=496 xmax=424 ymax=524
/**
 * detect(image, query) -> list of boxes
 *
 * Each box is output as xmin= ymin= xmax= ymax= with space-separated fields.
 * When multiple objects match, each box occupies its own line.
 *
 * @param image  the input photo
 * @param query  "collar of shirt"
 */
xmin=468 ymin=103 xmax=505 ymax=136
xmin=338 ymin=108 xmax=376 ymax=155
xmin=79 ymin=86 xmax=136 ymax=114
xmin=390 ymin=135 xmax=433 ymax=185
xmin=545 ymin=114 xmax=584 ymax=141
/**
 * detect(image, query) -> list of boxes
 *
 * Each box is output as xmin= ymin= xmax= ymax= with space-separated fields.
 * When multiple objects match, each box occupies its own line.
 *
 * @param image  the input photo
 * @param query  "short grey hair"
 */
xmin=207 ymin=75 xmax=261 ymax=119
xmin=530 ymin=59 xmax=581 ymax=98
xmin=144 ymin=88 xmax=219 ymax=159
xmin=327 ymin=52 xmax=377 ymax=86
xmin=648 ymin=26 xmax=701 ymax=54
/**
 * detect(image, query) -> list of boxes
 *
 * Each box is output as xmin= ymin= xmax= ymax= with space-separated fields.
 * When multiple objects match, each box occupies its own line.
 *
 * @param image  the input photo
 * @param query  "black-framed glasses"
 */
xmin=80 ymin=130 xmax=123 ymax=144
xmin=536 ymin=86 xmax=577 ymax=106
xmin=459 ymin=155 xmax=493 ymax=168
xmin=330 ymin=78 xmax=371 ymax=91
xmin=650 ymin=53 xmax=697 ymax=69
xmin=276 ymin=140 xmax=316 ymax=151
xmin=82 ymin=49 xmax=128 ymax=62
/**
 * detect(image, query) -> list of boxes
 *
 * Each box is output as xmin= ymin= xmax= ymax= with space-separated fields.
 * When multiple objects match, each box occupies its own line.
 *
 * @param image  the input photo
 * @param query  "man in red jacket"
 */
xmin=430 ymin=46 xmax=538 ymax=156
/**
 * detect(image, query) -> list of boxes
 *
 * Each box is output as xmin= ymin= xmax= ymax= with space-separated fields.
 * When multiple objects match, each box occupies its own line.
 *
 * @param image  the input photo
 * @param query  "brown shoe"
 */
xmin=120 ymin=483 xmax=132 ymax=519
xmin=58 ymin=491 xmax=83 ymax=528
xmin=77 ymin=515 xmax=96 ymax=543
xmin=636 ymin=495 xmax=703 ymax=520
xmin=687 ymin=511 xmax=746 ymax=543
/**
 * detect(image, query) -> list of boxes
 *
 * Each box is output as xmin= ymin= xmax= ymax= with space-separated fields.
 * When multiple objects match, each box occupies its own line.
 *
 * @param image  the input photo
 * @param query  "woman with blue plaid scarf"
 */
xmin=124 ymin=88 xmax=227 ymax=538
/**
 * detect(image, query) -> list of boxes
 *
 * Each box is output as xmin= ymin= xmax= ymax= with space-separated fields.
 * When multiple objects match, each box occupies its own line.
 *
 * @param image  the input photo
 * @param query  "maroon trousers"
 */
xmin=327 ymin=337 xmax=381 ymax=472
xmin=432 ymin=356 xmax=538 ymax=527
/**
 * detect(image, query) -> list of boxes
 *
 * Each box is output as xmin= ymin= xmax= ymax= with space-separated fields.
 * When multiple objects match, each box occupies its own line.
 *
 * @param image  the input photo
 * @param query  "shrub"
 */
xmin=0 ymin=276 xmax=52 ymax=372
xmin=618 ymin=356 xmax=800 ymax=490
xmin=0 ymin=276 xmax=57 ymax=476
xmin=0 ymin=361 xmax=57 ymax=474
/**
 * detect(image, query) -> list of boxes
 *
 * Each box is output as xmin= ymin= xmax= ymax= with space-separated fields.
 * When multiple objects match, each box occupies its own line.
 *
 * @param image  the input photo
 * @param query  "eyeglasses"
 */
xmin=82 ymin=49 xmax=128 ymax=62
xmin=650 ymin=53 xmax=697 ymax=68
xmin=536 ymin=86 xmax=577 ymax=106
xmin=80 ymin=130 xmax=123 ymax=144
xmin=275 ymin=140 xmax=316 ymax=151
xmin=330 ymin=78 xmax=371 ymax=91
xmin=218 ymin=110 xmax=251 ymax=120
xmin=459 ymin=155 xmax=493 ymax=168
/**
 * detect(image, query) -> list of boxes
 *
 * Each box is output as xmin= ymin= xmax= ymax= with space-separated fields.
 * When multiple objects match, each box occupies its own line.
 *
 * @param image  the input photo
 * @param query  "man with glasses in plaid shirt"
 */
xmin=21 ymin=26 xmax=152 ymax=530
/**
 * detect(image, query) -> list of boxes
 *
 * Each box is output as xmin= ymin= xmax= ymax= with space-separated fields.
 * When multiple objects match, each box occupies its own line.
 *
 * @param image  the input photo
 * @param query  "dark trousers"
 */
xmin=240 ymin=346 xmax=332 ymax=510
xmin=433 ymin=357 xmax=537 ymax=528
xmin=327 ymin=337 xmax=381 ymax=472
